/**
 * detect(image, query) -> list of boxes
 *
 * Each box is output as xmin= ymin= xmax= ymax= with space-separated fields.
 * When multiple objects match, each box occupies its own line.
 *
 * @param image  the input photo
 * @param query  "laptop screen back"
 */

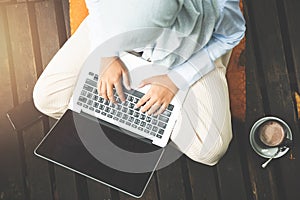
xmin=35 ymin=109 xmax=164 ymax=198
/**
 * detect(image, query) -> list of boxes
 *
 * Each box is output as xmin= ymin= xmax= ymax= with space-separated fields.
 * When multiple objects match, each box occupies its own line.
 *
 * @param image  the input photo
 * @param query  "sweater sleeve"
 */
xmin=167 ymin=0 xmax=246 ymax=90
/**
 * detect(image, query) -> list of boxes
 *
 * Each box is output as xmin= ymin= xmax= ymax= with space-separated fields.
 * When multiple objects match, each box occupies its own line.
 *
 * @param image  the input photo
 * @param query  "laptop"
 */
xmin=34 ymin=50 xmax=185 ymax=198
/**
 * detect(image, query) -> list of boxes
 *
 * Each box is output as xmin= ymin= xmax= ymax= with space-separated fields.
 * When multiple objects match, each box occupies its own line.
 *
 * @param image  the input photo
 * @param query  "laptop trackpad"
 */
xmin=35 ymin=109 xmax=164 ymax=197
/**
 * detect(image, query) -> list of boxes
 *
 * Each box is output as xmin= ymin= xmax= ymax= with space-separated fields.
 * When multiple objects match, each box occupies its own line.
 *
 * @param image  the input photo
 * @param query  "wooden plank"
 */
xmin=186 ymin=158 xmax=219 ymax=200
xmin=45 ymin=118 xmax=79 ymax=200
xmin=86 ymin=179 xmax=112 ymax=200
xmin=282 ymin=0 xmax=300 ymax=93
xmin=0 ymin=7 xmax=14 ymax=114
xmin=156 ymin=156 xmax=186 ymax=200
xmin=61 ymin=0 xmax=70 ymax=38
xmin=0 ymin=115 xmax=26 ymax=200
xmin=34 ymin=0 xmax=60 ymax=70
xmin=35 ymin=0 xmax=81 ymax=195
xmin=6 ymin=3 xmax=54 ymax=200
xmin=119 ymin=177 xmax=158 ymax=200
xmin=6 ymin=4 xmax=37 ymax=102
xmin=246 ymin=0 xmax=300 ymax=199
xmin=237 ymin=2 xmax=281 ymax=199
xmin=215 ymin=121 xmax=248 ymax=200
xmin=0 ymin=6 xmax=26 ymax=200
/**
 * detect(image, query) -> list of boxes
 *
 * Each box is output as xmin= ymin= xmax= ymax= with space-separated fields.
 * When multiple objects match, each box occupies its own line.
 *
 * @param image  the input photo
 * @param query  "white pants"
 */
xmin=33 ymin=18 xmax=233 ymax=166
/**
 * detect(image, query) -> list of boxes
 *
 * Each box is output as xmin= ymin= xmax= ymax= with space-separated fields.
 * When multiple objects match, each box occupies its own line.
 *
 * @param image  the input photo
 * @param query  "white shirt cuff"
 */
xmin=167 ymin=48 xmax=215 ymax=90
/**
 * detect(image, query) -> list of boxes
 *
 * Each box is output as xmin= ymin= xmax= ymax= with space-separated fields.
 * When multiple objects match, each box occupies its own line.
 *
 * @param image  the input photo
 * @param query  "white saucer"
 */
xmin=249 ymin=116 xmax=293 ymax=159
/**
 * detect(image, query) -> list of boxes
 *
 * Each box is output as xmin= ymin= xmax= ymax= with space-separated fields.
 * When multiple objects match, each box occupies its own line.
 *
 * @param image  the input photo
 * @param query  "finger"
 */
xmin=122 ymin=70 xmax=131 ymax=90
xmin=135 ymin=93 xmax=150 ymax=109
xmin=114 ymin=80 xmax=126 ymax=103
xmin=138 ymin=78 xmax=151 ymax=88
xmin=106 ymin=82 xmax=116 ymax=103
xmin=140 ymin=98 xmax=156 ymax=113
xmin=100 ymin=81 xmax=108 ymax=100
xmin=153 ymin=103 xmax=167 ymax=116
xmin=147 ymin=102 xmax=162 ymax=115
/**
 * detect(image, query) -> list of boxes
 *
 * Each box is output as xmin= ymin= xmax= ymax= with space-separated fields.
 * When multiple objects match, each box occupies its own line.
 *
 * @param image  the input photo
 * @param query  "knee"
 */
xmin=33 ymin=78 xmax=66 ymax=119
xmin=185 ymin=125 xmax=233 ymax=166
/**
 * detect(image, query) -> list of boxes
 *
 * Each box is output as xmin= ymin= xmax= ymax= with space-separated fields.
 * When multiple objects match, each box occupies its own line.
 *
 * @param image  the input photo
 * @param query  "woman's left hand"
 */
xmin=135 ymin=75 xmax=178 ymax=116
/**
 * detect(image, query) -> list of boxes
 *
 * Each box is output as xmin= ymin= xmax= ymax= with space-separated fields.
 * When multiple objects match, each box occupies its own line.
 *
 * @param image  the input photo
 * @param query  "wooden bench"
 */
xmin=0 ymin=0 xmax=299 ymax=199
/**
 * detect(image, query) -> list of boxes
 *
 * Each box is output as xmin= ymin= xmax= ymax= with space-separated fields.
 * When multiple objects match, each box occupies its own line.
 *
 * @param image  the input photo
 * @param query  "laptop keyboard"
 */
xmin=76 ymin=72 xmax=174 ymax=140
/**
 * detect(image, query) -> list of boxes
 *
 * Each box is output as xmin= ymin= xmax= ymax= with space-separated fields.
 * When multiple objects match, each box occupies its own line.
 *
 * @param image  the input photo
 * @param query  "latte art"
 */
xmin=259 ymin=121 xmax=285 ymax=147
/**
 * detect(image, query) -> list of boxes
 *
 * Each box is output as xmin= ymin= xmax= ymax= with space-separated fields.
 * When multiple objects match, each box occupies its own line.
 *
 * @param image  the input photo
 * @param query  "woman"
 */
xmin=33 ymin=0 xmax=245 ymax=165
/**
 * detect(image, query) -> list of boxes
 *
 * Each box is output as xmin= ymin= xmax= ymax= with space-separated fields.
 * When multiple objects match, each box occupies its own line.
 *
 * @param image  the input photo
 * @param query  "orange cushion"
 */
xmin=69 ymin=0 xmax=88 ymax=35
xmin=69 ymin=0 xmax=246 ymax=121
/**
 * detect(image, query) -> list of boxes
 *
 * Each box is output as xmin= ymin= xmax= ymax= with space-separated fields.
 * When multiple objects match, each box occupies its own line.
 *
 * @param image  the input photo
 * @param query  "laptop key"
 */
xmin=158 ymin=129 xmax=164 ymax=135
xmin=140 ymin=121 xmax=146 ymax=127
xmin=128 ymin=109 xmax=134 ymax=115
xmin=88 ymin=72 xmax=94 ymax=76
xmin=162 ymin=110 xmax=171 ymax=117
xmin=89 ymin=107 xmax=94 ymax=111
xmin=151 ymin=119 xmax=158 ymax=125
xmin=159 ymin=115 xmax=169 ymax=123
xmin=122 ymin=107 xmax=128 ymax=113
xmin=152 ymin=126 xmax=158 ymax=132
xmin=138 ymin=127 xmax=143 ymax=131
xmin=81 ymin=90 xmax=87 ymax=96
xmin=150 ymin=132 xmax=156 ymax=136
xmin=95 ymin=109 xmax=100 ymax=113
xmin=107 ymin=114 xmax=113 ymax=118
xmin=78 ymin=96 xmax=87 ymax=103
xmin=129 ymin=103 xmax=135 ymax=109
xmin=119 ymin=119 xmax=125 ymax=123
xmin=110 ymin=109 xmax=116 ymax=115
xmin=158 ymin=122 xmax=167 ymax=129
xmin=83 ymin=84 xmax=93 ymax=92
xmin=128 ymin=96 xmax=134 ymax=102
xmin=117 ymin=112 xmax=122 ymax=117
xmin=104 ymin=100 xmax=109 ymax=105
xmin=113 ymin=117 xmax=119 ymax=121
xmin=83 ymin=104 xmax=88 ymax=109
xmin=134 ymin=119 xmax=140 ymax=125
xmin=87 ymin=92 xmax=93 ymax=99
xmin=144 ymin=129 xmax=150 ymax=134
xmin=156 ymin=134 xmax=162 ymax=139
xmin=93 ymin=95 xmax=98 ymax=101
xmin=87 ymin=100 xmax=93 ymax=106
xmin=134 ymin=112 xmax=139 ymax=118
xmin=94 ymin=74 xmax=98 ymax=81
xmin=167 ymin=104 xmax=174 ymax=111
xmin=131 ymin=124 xmax=137 ymax=128
xmin=85 ymin=78 xmax=97 ymax=87
xmin=93 ymin=102 xmax=99 ymax=108
xmin=101 ymin=112 xmax=107 ymax=116
xmin=128 ymin=117 xmax=134 ymax=122
xmin=98 ymin=97 xmax=104 ymax=103
xmin=126 ymin=121 xmax=131 ymax=126
xmin=122 ymin=114 xmax=128 ymax=120
xmin=123 ymin=101 xmax=128 ymax=107
xmin=99 ymin=104 xmax=104 ymax=110
xmin=140 ymin=114 xmax=146 ymax=120
xmin=146 ymin=124 xmax=152 ymax=130
xmin=77 ymin=102 xmax=82 ymax=106
xmin=105 ymin=107 xmax=111 ymax=112
xmin=146 ymin=117 xmax=151 ymax=123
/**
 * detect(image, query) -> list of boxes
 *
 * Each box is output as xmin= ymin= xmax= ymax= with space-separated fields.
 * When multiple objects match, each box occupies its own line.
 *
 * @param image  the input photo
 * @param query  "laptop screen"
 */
xmin=35 ymin=109 xmax=164 ymax=198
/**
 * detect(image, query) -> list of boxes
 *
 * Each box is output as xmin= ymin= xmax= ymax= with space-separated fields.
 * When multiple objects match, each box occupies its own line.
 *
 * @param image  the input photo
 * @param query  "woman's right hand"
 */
xmin=98 ymin=57 xmax=131 ymax=103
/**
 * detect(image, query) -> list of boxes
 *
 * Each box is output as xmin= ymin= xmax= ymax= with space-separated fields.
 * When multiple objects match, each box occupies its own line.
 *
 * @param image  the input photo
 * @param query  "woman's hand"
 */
xmin=135 ymin=75 xmax=178 ymax=116
xmin=98 ymin=57 xmax=131 ymax=103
